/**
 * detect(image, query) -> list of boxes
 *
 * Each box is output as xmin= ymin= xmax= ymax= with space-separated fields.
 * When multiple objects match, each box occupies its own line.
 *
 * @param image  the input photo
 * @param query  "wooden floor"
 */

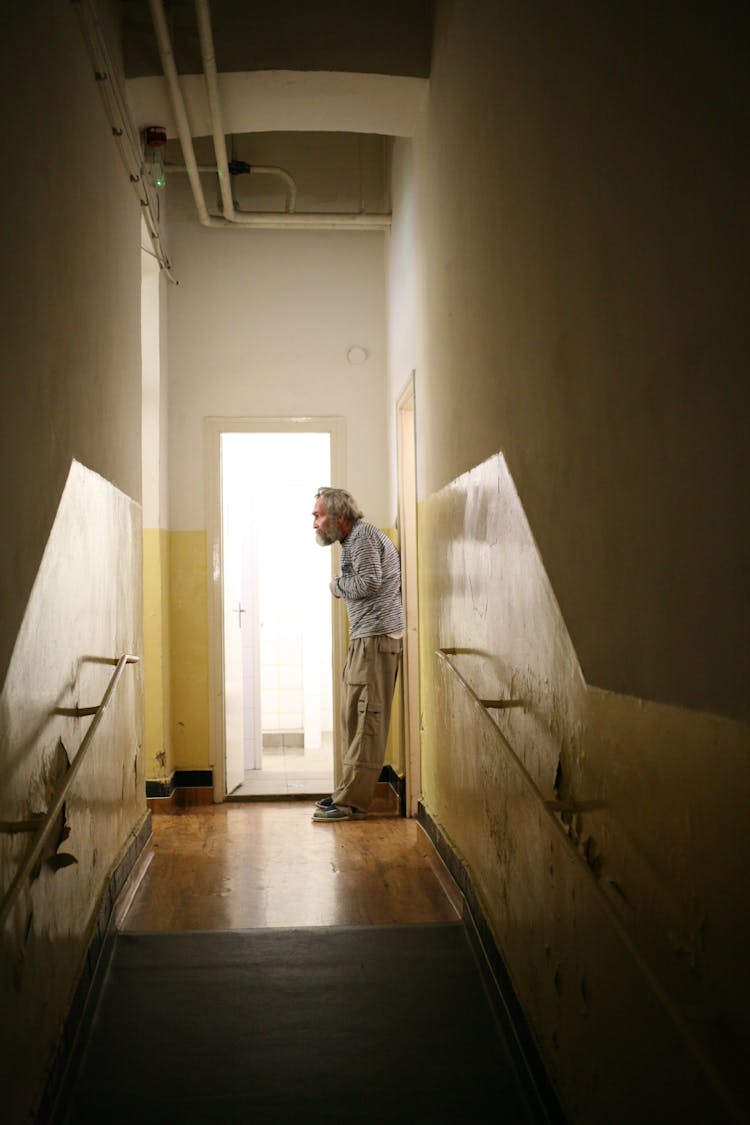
xmin=63 ymin=805 xmax=550 ymax=1125
xmin=123 ymin=802 xmax=462 ymax=932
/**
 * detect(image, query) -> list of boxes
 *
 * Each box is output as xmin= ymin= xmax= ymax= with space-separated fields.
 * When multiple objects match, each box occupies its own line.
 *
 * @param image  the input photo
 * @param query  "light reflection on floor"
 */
xmin=123 ymin=802 xmax=462 ymax=931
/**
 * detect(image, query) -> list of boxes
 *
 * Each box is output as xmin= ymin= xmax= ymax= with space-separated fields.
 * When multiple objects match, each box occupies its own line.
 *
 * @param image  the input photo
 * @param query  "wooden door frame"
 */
xmin=205 ymin=416 xmax=347 ymax=802
xmin=396 ymin=376 xmax=422 ymax=816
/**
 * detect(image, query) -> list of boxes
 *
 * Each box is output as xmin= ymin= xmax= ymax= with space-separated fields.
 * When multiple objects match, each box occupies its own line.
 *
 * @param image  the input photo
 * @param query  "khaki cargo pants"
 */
xmin=331 ymin=634 xmax=402 ymax=812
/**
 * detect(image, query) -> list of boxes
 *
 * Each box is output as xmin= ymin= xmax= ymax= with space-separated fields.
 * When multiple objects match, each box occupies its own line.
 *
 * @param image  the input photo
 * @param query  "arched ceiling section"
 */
xmin=120 ymin=0 xmax=432 ymax=137
xmin=127 ymin=71 xmax=428 ymax=138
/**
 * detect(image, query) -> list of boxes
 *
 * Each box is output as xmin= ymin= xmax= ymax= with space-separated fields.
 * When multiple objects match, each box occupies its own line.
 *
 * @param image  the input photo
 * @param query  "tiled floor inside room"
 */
xmin=230 ymin=736 xmax=334 ymax=798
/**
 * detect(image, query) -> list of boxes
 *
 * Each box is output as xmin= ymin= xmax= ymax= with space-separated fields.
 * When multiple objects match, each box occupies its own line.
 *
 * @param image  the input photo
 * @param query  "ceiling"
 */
xmin=118 ymin=1 xmax=434 ymax=223
xmin=120 ymin=0 xmax=434 ymax=80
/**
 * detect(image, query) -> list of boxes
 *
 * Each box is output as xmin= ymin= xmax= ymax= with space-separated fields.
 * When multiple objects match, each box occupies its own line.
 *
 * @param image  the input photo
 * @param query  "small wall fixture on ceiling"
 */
xmin=143 ymin=125 xmax=167 ymax=190
xmin=346 ymin=346 xmax=369 ymax=366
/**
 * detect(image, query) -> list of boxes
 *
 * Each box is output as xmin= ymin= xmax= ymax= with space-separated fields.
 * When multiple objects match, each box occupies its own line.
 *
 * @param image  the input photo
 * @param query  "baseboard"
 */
xmin=147 ymin=768 xmax=214 ymax=812
xmin=417 ymin=801 xmax=566 ymax=1125
xmin=146 ymin=776 xmax=173 ymax=798
xmin=149 ymin=768 xmax=401 ymax=812
xmin=146 ymin=769 xmax=214 ymax=799
xmin=379 ymin=764 xmax=406 ymax=815
xmin=37 ymin=810 xmax=153 ymax=1124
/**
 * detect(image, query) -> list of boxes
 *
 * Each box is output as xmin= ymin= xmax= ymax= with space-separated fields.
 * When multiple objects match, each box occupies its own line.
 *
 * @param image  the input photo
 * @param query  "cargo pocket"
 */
xmin=376 ymin=636 xmax=403 ymax=656
xmin=344 ymin=695 xmax=384 ymax=768
xmin=344 ymin=638 xmax=371 ymax=685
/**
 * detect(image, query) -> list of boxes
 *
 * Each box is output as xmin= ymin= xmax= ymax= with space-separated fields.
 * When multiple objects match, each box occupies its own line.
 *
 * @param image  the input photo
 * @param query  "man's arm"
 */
xmin=331 ymin=534 xmax=382 ymax=600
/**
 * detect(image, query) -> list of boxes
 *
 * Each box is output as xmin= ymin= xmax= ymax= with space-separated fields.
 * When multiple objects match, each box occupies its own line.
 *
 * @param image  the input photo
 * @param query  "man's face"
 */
xmin=313 ymin=497 xmax=342 ymax=546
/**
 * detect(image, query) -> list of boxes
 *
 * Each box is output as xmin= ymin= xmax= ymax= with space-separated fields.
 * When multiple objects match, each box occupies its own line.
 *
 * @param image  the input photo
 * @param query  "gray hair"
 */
xmin=315 ymin=487 xmax=363 ymax=523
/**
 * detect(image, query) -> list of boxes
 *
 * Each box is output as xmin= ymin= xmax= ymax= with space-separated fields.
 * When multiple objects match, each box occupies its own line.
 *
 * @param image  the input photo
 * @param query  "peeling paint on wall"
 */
xmin=0 ymin=461 xmax=144 ymax=1121
xmin=418 ymin=451 xmax=750 ymax=1123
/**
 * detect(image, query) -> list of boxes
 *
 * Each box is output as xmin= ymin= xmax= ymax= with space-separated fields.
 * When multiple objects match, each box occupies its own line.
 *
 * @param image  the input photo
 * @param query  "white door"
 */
xmin=221 ymin=439 xmax=246 ymax=794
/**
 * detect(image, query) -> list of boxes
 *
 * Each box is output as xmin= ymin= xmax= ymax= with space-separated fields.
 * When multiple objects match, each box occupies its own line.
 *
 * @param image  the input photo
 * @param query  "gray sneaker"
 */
xmin=312 ymin=804 xmax=367 ymax=822
xmin=315 ymin=796 xmax=334 ymax=810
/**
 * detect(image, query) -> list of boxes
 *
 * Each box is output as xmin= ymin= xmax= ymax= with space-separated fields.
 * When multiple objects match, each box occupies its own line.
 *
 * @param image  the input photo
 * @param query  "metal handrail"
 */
xmin=435 ymin=646 xmax=745 ymax=1122
xmin=438 ymin=647 xmax=526 ymax=710
xmin=0 ymin=654 xmax=139 ymax=930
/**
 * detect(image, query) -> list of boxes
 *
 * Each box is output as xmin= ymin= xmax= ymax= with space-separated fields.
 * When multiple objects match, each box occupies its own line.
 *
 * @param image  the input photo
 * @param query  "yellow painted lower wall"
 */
xmin=382 ymin=527 xmax=405 ymax=775
xmin=384 ymin=667 xmax=404 ymax=775
xmin=143 ymin=528 xmax=172 ymax=782
xmin=418 ymin=452 xmax=750 ymax=1124
xmin=169 ymin=531 xmax=211 ymax=771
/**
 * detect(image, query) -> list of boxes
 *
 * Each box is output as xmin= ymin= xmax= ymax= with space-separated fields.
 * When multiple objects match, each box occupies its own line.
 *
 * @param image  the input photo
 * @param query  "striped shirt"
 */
xmin=331 ymin=521 xmax=404 ymax=638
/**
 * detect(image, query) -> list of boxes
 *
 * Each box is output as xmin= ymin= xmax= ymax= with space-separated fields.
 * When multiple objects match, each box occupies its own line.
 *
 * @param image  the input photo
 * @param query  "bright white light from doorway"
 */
xmin=220 ymin=431 xmax=333 ymax=794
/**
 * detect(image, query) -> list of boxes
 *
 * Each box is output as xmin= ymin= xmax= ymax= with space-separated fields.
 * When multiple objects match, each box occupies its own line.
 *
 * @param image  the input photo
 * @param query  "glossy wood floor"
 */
xmin=123 ymin=802 xmax=462 ymax=932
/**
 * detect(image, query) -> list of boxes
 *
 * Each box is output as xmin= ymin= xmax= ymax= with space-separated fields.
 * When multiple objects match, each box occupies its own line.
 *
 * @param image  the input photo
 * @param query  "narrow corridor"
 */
xmin=55 ymin=804 xmax=548 ymax=1123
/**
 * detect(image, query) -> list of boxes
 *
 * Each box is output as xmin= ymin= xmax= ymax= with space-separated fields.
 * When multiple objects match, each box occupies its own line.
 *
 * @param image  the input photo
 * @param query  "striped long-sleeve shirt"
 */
xmin=331 ymin=521 xmax=404 ymax=638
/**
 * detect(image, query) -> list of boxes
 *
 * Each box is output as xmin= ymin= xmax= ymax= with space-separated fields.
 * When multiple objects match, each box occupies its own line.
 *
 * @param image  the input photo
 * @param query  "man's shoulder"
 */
xmin=353 ymin=522 xmax=396 ymax=548
xmin=348 ymin=520 xmax=377 ymax=541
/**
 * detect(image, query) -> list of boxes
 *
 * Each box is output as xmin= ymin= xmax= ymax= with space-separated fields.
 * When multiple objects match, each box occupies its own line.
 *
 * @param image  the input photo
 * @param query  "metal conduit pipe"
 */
xmin=150 ymin=0 xmax=392 ymax=231
xmin=166 ymin=164 xmax=298 ymax=214
xmin=148 ymin=0 xmax=213 ymax=227
xmin=241 ymin=166 xmax=298 ymax=214
xmin=197 ymin=212 xmax=391 ymax=230
xmin=194 ymin=0 xmax=235 ymax=221
xmin=167 ymin=161 xmax=387 ymax=225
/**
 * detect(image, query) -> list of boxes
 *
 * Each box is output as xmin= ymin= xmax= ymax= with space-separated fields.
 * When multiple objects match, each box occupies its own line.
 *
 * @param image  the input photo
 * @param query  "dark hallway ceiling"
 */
xmin=120 ymin=0 xmax=434 ymax=79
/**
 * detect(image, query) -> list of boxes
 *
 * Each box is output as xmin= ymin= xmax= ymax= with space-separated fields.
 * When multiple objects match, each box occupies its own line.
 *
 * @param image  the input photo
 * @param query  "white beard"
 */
xmin=315 ymin=527 xmax=341 ymax=547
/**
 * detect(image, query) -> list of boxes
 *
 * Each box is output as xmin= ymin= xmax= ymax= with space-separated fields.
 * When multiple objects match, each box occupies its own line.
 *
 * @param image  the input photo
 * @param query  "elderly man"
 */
xmin=312 ymin=487 xmax=403 ymax=821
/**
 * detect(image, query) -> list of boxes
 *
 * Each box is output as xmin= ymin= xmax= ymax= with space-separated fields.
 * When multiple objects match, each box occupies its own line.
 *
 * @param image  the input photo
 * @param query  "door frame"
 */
xmin=396 ymin=375 xmax=422 ymax=816
xmin=205 ymin=415 xmax=347 ymax=802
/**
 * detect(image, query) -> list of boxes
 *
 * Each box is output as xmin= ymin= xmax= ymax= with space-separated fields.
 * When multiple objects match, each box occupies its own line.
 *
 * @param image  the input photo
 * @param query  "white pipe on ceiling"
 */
xmin=240 ymin=166 xmax=298 ymax=214
xmin=199 ymin=212 xmax=391 ymax=230
xmin=166 ymin=163 xmax=299 ymax=214
xmin=194 ymin=0 xmax=235 ymax=221
xmin=148 ymin=0 xmax=392 ymax=231
xmin=148 ymin=0 xmax=212 ymax=226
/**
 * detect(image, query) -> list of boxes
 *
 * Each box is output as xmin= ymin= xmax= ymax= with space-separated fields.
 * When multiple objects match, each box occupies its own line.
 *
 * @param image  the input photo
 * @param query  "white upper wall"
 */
xmin=166 ymin=177 xmax=390 ymax=530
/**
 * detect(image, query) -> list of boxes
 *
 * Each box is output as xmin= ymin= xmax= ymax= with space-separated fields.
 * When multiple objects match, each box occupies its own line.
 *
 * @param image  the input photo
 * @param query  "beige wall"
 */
xmin=0 ymin=1 xmax=142 ymax=688
xmin=0 ymin=4 xmax=145 ymax=1118
xmin=388 ymin=2 xmax=749 ymax=1121
xmin=413 ymin=1 xmax=748 ymax=721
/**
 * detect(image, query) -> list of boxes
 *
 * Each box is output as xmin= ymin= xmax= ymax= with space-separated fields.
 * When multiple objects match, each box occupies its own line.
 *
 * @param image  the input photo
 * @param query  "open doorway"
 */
xmin=206 ymin=417 xmax=347 ymax=801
